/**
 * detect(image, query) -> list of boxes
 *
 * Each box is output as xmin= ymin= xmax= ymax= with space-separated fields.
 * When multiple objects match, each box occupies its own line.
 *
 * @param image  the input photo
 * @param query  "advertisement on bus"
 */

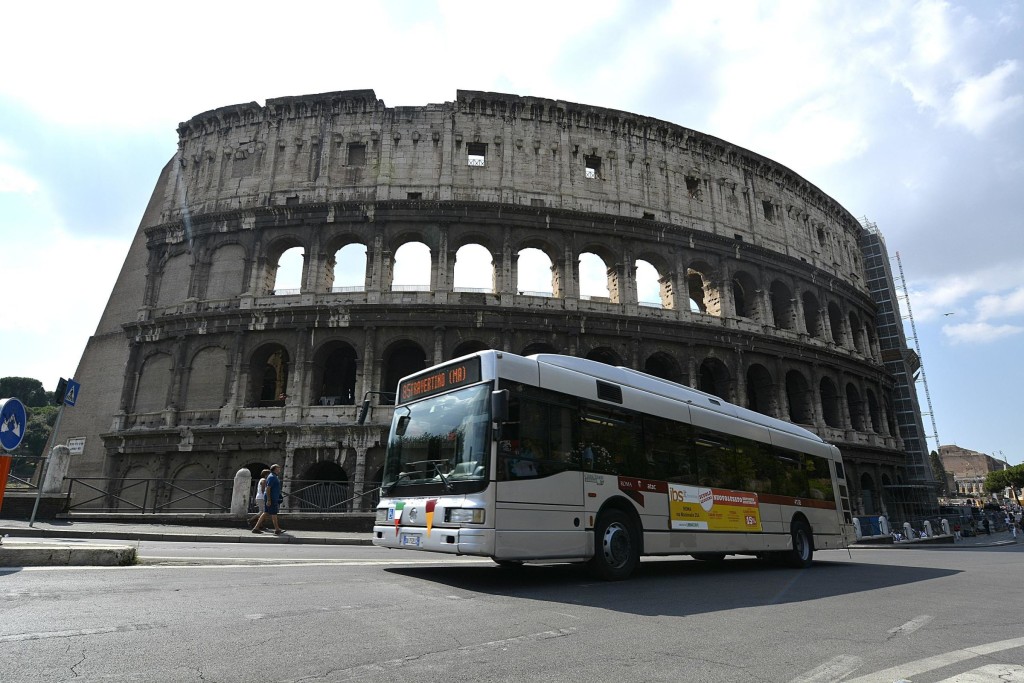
xmin=668 ymin=484 xmax=763 ymax=532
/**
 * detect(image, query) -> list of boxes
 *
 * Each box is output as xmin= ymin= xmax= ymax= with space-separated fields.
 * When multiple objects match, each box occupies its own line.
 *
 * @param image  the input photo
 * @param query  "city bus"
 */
xmin=372 ymin=350 xmax=856 ymax=580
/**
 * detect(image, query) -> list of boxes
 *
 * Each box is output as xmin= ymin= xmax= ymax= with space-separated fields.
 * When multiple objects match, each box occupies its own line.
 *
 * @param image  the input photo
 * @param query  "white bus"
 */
xmin=373 ymin=350 xmax=856 ymax=580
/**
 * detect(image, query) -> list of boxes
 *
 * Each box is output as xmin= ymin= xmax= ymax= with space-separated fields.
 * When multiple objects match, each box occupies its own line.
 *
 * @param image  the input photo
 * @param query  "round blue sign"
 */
xmin=0 ymin=397 xmax=28 ymax=451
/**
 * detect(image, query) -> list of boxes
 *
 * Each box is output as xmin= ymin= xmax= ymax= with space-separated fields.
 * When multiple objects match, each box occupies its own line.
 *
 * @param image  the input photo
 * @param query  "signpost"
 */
xmin=0 ymin=397 xmax=29 ymax=510
xmin=28 ymin=378 xmax=83 ymax=526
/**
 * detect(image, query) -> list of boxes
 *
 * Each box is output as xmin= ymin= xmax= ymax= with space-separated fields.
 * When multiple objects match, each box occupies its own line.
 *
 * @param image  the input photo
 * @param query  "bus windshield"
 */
xmin=382 ymin=383 xmax=491 ymax=495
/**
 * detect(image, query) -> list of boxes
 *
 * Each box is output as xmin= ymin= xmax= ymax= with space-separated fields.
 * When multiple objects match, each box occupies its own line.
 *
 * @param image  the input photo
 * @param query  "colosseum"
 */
xmin=53 ymin=89 xmax=934 ymax=524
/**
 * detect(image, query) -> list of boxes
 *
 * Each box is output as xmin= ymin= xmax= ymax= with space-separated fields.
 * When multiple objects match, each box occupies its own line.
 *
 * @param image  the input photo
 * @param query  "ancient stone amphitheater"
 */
xmin=57 ymin=89 xmax=913 ymax=518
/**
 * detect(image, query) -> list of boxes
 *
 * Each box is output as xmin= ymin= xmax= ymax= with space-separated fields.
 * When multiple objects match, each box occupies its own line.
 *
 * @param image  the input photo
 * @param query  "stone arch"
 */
xmin=117 ymin=465 xmax=156 ymax=512
xmin=634 ymin=251 xmax=674 ymax=309
xmin=206 ymin=243 xmax=247 ymax=300
xmin=849 ymin=310 xmax=865 ymax=352
xmin=860 ymin=471 xmax=877 ymax=515
xmin=578 ymin=249 xmax=612 ymax=302
xmin=156 ymin=252 xmax=191 ymax=308
xmin=846 ymin=382 xmax=866 ymax=431
xmin=785 ymin=370 xmax=813 ymax=424
xmin=819 ymin=377 xmax=841 ymax=428
xmin=521 ymin=342 xmax=558 ymax=356
xmin=827 ymin=301 xmax=844 ymax=345
xmin=183 ymin=346 xmax=229 ymax=410
xmin=802 ymin=290 xmax=823 ymax=338
xmin=644 ymin=352 xmax=685 ymax=384
xmin=453 ymin=243 xmax=495 ymax=293
xmin=687 ymin=260 xmax=720 ymax=315
xmin=134 ymin=352 xmax=173 ymax=413
xmin=586 ymin=347 xmax=622 ymax=367
xmin=168 ymin=462 xmax=215 ymax=511
xmin=770 ymin=280 xmax=796 ymax=330
xmin=295 ymin=460 xmax=350 ymax=512
xmin=330 ymin=242 xmax=368 ymax=292
xmin=516 ymin=246 xmax=556 ymax=296
xmin=248 ymin=343 xmax=290 ymax=407
xmin=698 ymin=357 xmax=731 ymax=400
xmin=731 ymin=269 xmax=760 ymax=320
xmin=391 ymin=240 xmax=432 ymax=291
xmin=745 ymin=364 xmax=774 ymax=416
xmin=866 ymin=389 xmax=881 ymax=433
xmin=452 ymin=340 xmax=489 ymax=358
xmin=311 ymin=340 xmax=358 ymax=405
xmin=382 ymin=340 xmax=428 ymax=401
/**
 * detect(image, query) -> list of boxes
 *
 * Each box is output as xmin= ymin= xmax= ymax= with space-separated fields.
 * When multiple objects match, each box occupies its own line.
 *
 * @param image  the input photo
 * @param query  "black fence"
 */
xmin=64 ymin=477 xmax=381 ymax=513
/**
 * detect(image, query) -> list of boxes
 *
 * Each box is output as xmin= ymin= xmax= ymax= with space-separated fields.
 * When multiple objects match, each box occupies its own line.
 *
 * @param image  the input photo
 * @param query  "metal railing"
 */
xmin=3 ymin=455 xmax=43 ymax=491
xmin=65 ymin=477 xmax=382 ymax=514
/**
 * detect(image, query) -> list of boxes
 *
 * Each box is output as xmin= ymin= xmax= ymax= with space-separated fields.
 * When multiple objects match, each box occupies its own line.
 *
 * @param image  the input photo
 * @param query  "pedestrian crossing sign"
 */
xmin=64 ymin=379 xmax=81 ymax=407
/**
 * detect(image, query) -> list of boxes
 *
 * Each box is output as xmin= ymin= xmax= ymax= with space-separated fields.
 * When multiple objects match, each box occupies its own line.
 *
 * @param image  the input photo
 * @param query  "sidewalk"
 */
xmin=0 ymin=519 xmax=374 ymax=567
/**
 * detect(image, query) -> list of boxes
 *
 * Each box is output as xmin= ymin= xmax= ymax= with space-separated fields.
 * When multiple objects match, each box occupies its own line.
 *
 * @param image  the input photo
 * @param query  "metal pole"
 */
xmin=29 ymin=404 xmax=64 ymax=527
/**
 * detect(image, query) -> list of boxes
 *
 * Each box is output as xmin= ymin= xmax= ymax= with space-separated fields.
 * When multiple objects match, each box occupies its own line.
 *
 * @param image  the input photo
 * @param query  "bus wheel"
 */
xmin=783 ymin=520 xmax=814 ymax=568
xmin=589 ymin=509 xmax=640 ymax=581
xmin=691 ymin=552 xmax=726 ymax=563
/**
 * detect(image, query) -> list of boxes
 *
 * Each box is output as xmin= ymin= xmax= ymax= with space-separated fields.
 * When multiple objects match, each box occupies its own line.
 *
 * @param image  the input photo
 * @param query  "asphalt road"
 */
xmin=2 ymin=541 xmax=1022 ymax=682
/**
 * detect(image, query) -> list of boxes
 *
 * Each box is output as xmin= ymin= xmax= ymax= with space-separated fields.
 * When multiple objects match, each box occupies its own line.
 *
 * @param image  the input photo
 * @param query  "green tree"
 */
xmin=0 ymin=376 xmax=52 ymax=407
xmin=984 ymin=464 xmax=1024 ymax=506
xmin=929 ymin=450 xmax=949 ymax=496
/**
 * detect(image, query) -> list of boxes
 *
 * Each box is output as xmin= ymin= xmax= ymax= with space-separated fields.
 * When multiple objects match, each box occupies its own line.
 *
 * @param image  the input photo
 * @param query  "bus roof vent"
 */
xmin=596 ymin=380 xmax=623 ymax=404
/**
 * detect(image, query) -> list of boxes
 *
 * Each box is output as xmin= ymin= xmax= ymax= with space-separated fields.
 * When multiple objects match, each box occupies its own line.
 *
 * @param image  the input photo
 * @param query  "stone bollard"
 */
xmin=853 ymin=517 xmax=862 ymax=539
xmin=42 ymin=445 xmax=71 ymax=494
xmin=941 ymin=519 xmax=950 ymax=535
xmin=903 ymin=522 xmax=913 ymax=540
xmin=879 ymin=516 xmax=890 ymax=535
xmin=923 ymin=520 xmax=933 ymax=537
xmin=231 ymin=468 xmax=252 ymax=517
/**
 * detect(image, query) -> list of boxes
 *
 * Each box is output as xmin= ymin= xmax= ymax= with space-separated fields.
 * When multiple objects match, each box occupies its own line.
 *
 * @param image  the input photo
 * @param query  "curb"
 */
xmin=0 ymin=527 xmax=373 ymax=546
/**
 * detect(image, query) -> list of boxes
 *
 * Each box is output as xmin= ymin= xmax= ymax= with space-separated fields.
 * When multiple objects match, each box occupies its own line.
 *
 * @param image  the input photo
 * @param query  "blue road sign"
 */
xmin=0 ymin=397 xmax=28 ymax=451
xmin=64 ymin=379 xmax=81 ymax=407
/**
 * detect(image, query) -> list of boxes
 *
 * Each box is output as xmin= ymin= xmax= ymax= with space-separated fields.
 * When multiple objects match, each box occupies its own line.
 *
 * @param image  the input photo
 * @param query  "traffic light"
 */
xmin=54 ymin=378 xmax=67 ymax=405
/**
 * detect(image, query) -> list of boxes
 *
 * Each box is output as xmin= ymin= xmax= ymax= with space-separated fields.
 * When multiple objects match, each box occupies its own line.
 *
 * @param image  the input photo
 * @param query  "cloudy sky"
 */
xmin=1 ymin=1 xmax=1022 ymax=464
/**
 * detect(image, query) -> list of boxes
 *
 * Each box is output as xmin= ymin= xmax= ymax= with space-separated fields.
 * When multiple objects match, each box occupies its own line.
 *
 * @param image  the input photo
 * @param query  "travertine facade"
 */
xmin=55 ymin=89 xmax=919 ymax=518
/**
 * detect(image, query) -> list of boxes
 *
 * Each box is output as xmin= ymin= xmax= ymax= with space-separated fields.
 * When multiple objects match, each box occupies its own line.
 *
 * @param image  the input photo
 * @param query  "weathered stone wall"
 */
xmin=55 ymin=90 xmax=910 ymax=519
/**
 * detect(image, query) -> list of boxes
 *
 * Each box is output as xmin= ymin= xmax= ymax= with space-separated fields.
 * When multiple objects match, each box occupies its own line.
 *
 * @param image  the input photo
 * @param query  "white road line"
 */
xmin=790 ymin=654 xmax=863 ymax=682
xmin=844 ymin=635 xmax=1024 ymax=682
xmin=888 ymin=615 xmax=933 ymax=636
xmin=934 ymin=664 xmax=1024 ymax=682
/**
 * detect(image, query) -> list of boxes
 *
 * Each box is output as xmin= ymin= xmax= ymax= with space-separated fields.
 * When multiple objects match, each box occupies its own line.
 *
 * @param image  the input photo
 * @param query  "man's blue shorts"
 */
xmin=266 ymin=501 xmax=280 ymax=515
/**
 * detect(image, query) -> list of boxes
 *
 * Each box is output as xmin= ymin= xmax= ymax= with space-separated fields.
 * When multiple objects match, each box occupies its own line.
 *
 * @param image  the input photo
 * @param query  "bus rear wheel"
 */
xmin=781 ymin=520 xmax=814 ymax=568
xmin=589 ymin=509 xmax=640 ymax=581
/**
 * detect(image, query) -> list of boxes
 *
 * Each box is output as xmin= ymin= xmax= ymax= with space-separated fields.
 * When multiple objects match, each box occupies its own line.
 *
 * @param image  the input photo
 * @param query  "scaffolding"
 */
xmin=860 ymin=218 xmax=939 ymax=521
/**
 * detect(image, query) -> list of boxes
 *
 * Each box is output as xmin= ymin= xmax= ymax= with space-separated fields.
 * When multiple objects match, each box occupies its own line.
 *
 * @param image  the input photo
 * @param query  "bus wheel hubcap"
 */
xmin=602 ymin=523 xmax=630 ymax=567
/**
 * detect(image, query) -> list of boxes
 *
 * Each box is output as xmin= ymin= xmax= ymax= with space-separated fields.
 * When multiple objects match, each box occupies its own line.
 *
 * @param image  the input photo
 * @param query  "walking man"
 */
xmin=252 ymin=464 xmax=285 ymax=535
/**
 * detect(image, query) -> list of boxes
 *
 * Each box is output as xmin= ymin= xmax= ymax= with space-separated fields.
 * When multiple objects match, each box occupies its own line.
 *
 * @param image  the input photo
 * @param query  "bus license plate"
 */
xmin=401 ymin=534 xmax=421 ymax=547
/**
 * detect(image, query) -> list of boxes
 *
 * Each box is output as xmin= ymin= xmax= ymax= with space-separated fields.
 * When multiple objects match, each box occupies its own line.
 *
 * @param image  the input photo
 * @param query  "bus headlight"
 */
xmin=446 ymin=508 xmax=485 ymax=524
xmin=375 ymin=508 xmax=390 ymax=524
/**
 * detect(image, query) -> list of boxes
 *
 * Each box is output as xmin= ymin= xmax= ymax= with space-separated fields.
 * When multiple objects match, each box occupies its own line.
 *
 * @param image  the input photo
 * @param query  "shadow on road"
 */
xmin=385 ymin=555 xmax=959 ymax=617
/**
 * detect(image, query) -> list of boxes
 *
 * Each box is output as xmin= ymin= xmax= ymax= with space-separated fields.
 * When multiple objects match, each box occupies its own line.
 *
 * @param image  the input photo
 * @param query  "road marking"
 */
xmin=888 ymin=615 xmax=933 ymax=637
xmin=934 ymin=664 xmax=1024 ymax=682
xmin=790 ymin=655 xmax=863 ymax=682
xmin=0 ymin=623 xmax=159 ymax=643
xmin=844 ymin=635 xmax=1024 ymax=682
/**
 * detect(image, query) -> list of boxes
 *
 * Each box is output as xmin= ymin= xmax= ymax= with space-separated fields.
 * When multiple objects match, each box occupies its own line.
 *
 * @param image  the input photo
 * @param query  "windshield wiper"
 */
xmin=402 ymin=459 xmax=453 ymax=492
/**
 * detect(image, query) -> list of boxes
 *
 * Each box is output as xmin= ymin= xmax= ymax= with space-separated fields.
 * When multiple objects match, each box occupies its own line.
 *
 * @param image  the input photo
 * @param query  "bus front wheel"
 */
xmin=782 ymin=520 xmax=814 ymax=568
xmin=589 ymin=509 xmax=640 ymax=581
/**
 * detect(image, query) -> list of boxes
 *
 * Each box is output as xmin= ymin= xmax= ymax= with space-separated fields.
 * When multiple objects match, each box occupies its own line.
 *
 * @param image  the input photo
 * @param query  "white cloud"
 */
xmin=949 ymin=60 xmax=1024 ymax=134
xmin=0 ymin=163 xmax=38 ymax=193
xmin=942 ymin=321 xmax=1024 ymax=344
xmin=975 ymin=286 xmax=1024 ymax=321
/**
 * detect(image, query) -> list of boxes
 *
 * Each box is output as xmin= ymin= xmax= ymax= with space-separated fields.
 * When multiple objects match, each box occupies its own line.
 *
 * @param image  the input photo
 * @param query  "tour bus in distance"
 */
xmin=373 ymin=350 xmax=857 ymax=580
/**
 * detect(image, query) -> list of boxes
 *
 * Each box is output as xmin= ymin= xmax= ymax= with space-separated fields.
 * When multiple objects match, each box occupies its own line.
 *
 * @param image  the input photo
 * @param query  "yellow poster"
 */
xmin=668 ymin=484 xmax=762 ymax=532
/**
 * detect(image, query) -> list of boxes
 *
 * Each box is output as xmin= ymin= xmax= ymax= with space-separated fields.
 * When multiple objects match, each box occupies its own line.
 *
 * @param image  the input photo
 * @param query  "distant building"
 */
xmin=938 ymin=445 xmax=1007 ymax=501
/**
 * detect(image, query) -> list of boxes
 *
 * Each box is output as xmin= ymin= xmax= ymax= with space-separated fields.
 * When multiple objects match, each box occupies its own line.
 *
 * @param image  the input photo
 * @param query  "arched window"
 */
xmin=157 ymin=253 xmax=191 ymax=307
xmin=785 ymin=370 xmax=812 ymax=424
xmin=184 ymin=347 xmax=228 ymax=410
xmin=392 ymin=242 xmax=431 ymax=291
xmin=732 ymin=271 xmax=759 ymax=320
xmin=635 ymin=260 xmax=664 ymax=309
xmin=578 ymin=252 xmax=610 ymax=301
xmin=586 ymin=347 xmax=621 ymax=367
xmin=332 ymin=243 xmax=367 ymax=292
xmin=644 ymin=353 xmax=684 ymax=384
xmin=206 ymin=244 xmax=246 ymax=300
xmin=746 ymin=365 xmax=774 ymax=416
xmin=295 ymin=461 xmax=350 ymax=512
xmin=847 ymin=383 xmax=866 ymax=431
xmin=802 ymin=291 xmax=822 ymax=338
xmin=453 ymin=244 xmax=494 ymax=293
xmin=770 ymin=281 xmax=796 ymax=330
xmin=866 ymin=389 xmax=881 ymax=433
xmin=827 ymin=302 xmax=844 ymax=345
xmin=819 ymin=378 xmax=841 ymax=427
xmin=249 ymin=345 xmax=290 ymax=407
xmin=135 ymin=353 xmax=172 ymax=413
xmin=273 ymin=246 xmax=304 ymax=294
xmin=382 ymin=342 xmax=427 ymax=401
xmin=312 ymin=342 xmax=358 ymax=405
xmin=698 ymin=358 xmax=731 ymax=401
xmin=516 ymin=247 xmax=554 ymax=296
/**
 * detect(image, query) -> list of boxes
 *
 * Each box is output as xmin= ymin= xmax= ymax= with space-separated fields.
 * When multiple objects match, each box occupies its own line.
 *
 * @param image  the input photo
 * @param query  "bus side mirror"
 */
xmin=356 ymin=399 xmax=371 ymax=425
xmin=396 ymin=414 xmax=411 ymax=436
xmin=491 ymin=389 xmax=509 ymax=427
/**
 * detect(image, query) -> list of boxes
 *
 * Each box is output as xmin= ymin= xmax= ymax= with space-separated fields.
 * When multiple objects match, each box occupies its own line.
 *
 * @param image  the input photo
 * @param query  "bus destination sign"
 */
xmin=399 ymin=357 xmax=481 ymax=403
